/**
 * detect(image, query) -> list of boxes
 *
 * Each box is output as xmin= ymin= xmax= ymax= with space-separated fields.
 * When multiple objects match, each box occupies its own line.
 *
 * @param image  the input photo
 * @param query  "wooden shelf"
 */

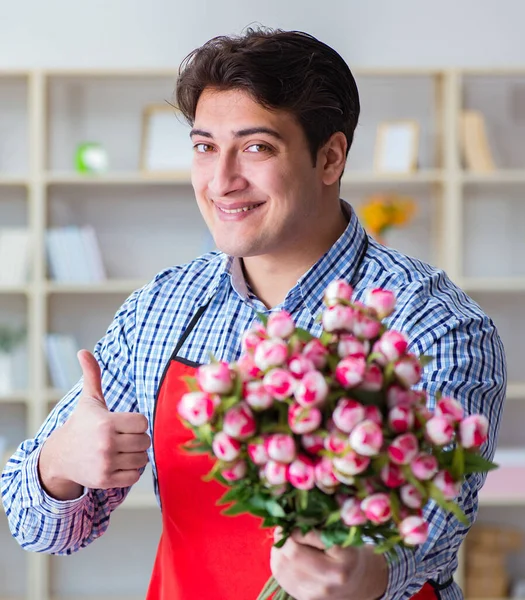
xmin=462 ymin=170 xmax=525 ymax=184
xmin=0 ymin=284 xmax=31 ymax=295
xmin=45 ymin=171 xmax=192 ymax=185
xmin=460 ymin=277 xmax=525 ymax=292
xmin=0 ymin=391 xmax=29 ymax=405
xmin=341 ymin=169 xmax=444 ymax=185
xmin=0 ymin=176 xmax=29 ymax=187
xmin=44 ymin=279 xmax=146 ymax=294
xmin=507 ymin=383 xmax=525 ymax=400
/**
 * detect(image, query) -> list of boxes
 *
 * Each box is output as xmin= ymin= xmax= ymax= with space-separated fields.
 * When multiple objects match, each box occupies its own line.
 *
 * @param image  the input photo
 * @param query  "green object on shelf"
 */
xmin=74 ymin=142 xmax=109 ymax=174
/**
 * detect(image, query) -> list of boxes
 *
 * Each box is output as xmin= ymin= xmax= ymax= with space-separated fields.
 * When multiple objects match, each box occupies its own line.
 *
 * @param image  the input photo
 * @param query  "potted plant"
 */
xmin=0 ymin=325 xmax=26 ymax=395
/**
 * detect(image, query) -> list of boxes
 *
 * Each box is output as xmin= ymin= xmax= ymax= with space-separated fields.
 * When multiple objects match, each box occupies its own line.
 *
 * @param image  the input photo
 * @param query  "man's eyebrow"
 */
xmin=189 ymin=127 xmax=284 ymax=140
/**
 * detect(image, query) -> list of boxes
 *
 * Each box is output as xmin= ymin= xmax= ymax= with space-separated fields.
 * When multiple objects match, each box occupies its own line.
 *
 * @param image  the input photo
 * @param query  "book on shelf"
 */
xmin=459 ymin=110 xmax=496 ymax=172
xmin=46 ymin=225 xmax=107 ymax=283
xmin=44 ymin=333 xmax=82 ymax=390
xmin=0 ymin=227 xmax=31 ymax=285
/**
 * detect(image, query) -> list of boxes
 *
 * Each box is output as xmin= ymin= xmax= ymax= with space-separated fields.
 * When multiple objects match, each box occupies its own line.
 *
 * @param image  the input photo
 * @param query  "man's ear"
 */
xmin=319 ymin=132 xmax=348 ymax=185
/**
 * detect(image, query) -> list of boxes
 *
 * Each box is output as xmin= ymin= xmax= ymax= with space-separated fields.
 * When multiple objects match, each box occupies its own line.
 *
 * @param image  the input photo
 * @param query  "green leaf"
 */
xmin=341 ymin=526 xmax=363 ymax=548
xmin=463 ymin=452 xmax=499 ymax=474
xmin=325 ymin=510 xmax=342 ymax=527
xmin=374 ymin=534 xmax=402 ymax=554
xmin=427 ymin=482 xmax=469 ymax=526
xmin=419 ymin=355 xmax=434 ymax=367
xmin=294 ymin=327 xmax=315 ymax=342
xmin=451 ymin=444 xmax=465 ymax=480
xmin=265 ymin=499 xmax=286 ymax=518
xmin=221 ymin=502 xmax=250 ymax=516
xmin=256 ymin=312 xmax=268 ymax=326
xmin=297 ymin=489 xmax=309 ymax=511
xmin=217 ymin=487 xmax=242 ymax=505
xmin=180 ymin=375 xmax=199 ymax=392
xmin=320 ymin=331 xmax=333 ymax=345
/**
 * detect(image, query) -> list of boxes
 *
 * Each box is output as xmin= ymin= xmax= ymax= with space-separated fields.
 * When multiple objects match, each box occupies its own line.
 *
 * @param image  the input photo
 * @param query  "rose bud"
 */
xmin=322 ymin=304 xmax=355 ymax=333
xmin=178 ymin=391 xmax=220 ymax=427
xmin=212 ymin=432 xmax=242 ymax=462
xmin=266 ymin=310 xmax=295 ymax=339
xmin=400 ymin=483 xmax=424 ymax=509
xmin=387 ymin=385 xmax=420 ymax=409
xmin=337 ymin=334 xmax=368 ymax=359
xmin=335 ymin=356 xmax=366 ymax=388
xmin=288 ymin=455 xmax=316 ymax=490
xmin=388 ymin=404 xmax=415 ymax=434
xmin=295 ymin=370 xmax=329 ymax=408
xmin=353 ymin=309 xmax=382 ymax=340
xmin=380 ymin=462 xmax=406 ymax=488
xmin=459 ymin=414 xmax=489 ymax=449
xmin=302 ymin=339 xmax=329 ymax=369
xmin=301 ymin=432 xmax=325 ymax=456
xmin=236 ymin=352 xmax=262 ymax=381
xmin=333 ymin=469 xmax=355 ymax=486
xmin=196 ymin=361 xmax=234 ymax=394
xmin=333 ymin=449 xmax=370 ymax=476
xmin=223 ymin=402 xmax=256 ymax=440
xmin=433 ymin=470 xmax=460 ymax=500
xmin=266 ymin=433 xmax=297 ymax=464
xmin=341 ymin=497 xmax=367 ymax=526
xmin=263 ymin=368 xmax=295 ymax=400
xmin=435 ymin=397 xmax=464 ymax=423
xmin=364 ymin=405 xmax=383 ymax=426
xmin=366 ymin=288 xmax=396 ymax=320
xmin=361 ymin=493 xmax=392 ymax=524
xmin=314 ymin=457 xmax=340 ymax=490
xmin=388 ymin=433 xmax=419 ymax=465
xmin=263 ymin=460 xmax=289 ymax=486
xmin=425 ymin=416 xmax=455 ymax=446
xmin=324 ymin=279 xmax=353 ymax=306
xmin=221 ymin=459 xmax=247 ymax=482
xmin=269 ymin=483 xmax=288 ymax=497
xmin=247 ymin=440 xmax=269 ymax=466
xmin=399 ymin=515 xmax=429 ymax=546
xmin=375 ymin=330 xmax=409 ymax=362
xmin=254 ymin=338 xmax=288 ymax=371
xmin=349 ymin=420 xmax=383 ymax=456
xmin=244 ymin=380 xmax=274 ymax=410
xmin=411 ymin=453 xmax=439 ymax=481
xmin=289 ymin=403 xmax=323 ymax=435
xmin=288 ymin=353 xmax=315 ymax=379
xmin=360 ymin=363 xmax=384 ymax=392
xmin=324 ymin=429 xmax=350 ymax=455
xmin=394 ymin=354 xmax=423 ymax=387
xmin=333 ymin=398 xmax=365 ymax=433
xmin=241 ymin=323 xmax=266 ymax=353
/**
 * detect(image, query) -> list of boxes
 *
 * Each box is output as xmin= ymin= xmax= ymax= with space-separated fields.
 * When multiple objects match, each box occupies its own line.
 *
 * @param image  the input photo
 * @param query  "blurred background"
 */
xmin=1 ymin=1 xmax=525 ymax=598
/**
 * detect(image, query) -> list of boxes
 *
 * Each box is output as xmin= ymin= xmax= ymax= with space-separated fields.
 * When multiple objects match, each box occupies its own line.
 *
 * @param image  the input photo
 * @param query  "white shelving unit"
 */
xmin=0 ymin=67 xmax=524 ymax=599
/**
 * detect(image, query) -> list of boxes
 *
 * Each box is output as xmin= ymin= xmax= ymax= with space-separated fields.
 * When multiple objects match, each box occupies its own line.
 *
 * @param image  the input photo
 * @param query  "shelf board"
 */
xmin=462 ymin=170 xmax=525 ymax=184
xmin=460 ymin=277 xmax=525 ymax=292
xmin=0 ymin=284 xmax=31 ymax=295
xmin=45 ymin=279 xmax=146 ymax=294
xmin=0 ymin=391 xmax=29 ymax=404
xmin=0 ymin=175 xmax=29 ymax=187
xmin=45 ymin=171 xmax=192 ymax=185
xmin=507 ymin=383 xmax=525 ymax=400
xmin=121 ymin=492 xmax=158 ymax=509
xmin=341 ymin=169 xmax=443 ymax=185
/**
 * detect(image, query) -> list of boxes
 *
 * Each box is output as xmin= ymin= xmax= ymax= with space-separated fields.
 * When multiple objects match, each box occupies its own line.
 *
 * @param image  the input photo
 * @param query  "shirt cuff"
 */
xmin=20 ymin=445 xmax=89 ymax=517
xmin=380 ymin=544 xmax=418 ymax=600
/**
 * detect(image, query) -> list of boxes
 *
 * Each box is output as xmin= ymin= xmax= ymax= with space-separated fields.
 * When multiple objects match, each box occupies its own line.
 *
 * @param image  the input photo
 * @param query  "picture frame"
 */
xmin=373 ymin=120 xmax=420 ymax=174
xmin=140 ymin=104 xmax=193 ymax=174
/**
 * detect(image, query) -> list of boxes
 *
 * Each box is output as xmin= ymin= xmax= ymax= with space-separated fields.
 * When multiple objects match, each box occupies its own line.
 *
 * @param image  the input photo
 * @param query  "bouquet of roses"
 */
xmin=177 ymin=280 xmax=497 ymax=600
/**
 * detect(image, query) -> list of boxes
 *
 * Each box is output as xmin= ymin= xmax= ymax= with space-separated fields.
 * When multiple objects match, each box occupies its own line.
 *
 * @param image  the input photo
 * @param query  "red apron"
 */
xmin=146 ymin=310 xmax=441 ymax=599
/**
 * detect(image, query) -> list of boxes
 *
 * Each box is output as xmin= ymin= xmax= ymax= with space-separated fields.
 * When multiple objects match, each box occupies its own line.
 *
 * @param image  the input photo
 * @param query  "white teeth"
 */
xmin=219 ymin=204 xmax=260 ymax=214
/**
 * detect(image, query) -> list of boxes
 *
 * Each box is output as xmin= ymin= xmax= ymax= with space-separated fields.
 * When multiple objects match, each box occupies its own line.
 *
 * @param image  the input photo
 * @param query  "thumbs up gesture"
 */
xmin=39 ymin=350 xmax=150 ymax=501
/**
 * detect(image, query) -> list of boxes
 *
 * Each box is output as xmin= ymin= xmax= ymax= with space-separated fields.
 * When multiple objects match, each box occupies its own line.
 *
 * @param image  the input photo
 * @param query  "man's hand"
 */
xmin=271 ymin=528 xmax=388 ymax=600
xmin=38 ymin=350 xmax=150 ymax=500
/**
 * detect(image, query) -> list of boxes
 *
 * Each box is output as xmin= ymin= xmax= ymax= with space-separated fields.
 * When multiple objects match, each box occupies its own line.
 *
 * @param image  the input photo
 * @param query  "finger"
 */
xmin=114 ymin=432 xmax=151 ymax=453
xmin=106 ymin=469 xmax=142 ymax=489
xmin=113 ymin=412 xmax=149 ymax=434
xmin=291 ymin=528 xmax=326 ymax=550
xmin=77 ymin=350 xmax=107 ymax=408
xmin=114 ymin=451 xmax=149 ymax=471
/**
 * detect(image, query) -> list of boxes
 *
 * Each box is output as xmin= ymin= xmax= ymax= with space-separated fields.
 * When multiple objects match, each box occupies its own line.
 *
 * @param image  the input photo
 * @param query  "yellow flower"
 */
xmin=359 ymin=193 xmax=417 ymax=241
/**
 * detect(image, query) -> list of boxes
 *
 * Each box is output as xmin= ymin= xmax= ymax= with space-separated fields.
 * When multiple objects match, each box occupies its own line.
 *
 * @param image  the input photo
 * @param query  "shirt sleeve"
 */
xmin=382 ymin=281 xmax=507 ymax=597
xmin=1 ymin=288 xmax=143 ymax=555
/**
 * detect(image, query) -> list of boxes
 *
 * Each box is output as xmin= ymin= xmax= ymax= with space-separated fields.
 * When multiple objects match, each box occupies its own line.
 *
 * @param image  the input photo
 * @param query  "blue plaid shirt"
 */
xmin=1 ymin=203 xmax=506 ymax=599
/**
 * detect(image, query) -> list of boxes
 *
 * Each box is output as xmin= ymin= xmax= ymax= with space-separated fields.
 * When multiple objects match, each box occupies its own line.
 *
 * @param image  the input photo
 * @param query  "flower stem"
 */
xmin=256 ymin=576 xmax=296 ymax=600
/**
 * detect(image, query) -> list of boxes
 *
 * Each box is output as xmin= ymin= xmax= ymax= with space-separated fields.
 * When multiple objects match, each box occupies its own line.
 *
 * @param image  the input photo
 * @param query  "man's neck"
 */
xmin=242 ymin=207 xmax=349 ymax=309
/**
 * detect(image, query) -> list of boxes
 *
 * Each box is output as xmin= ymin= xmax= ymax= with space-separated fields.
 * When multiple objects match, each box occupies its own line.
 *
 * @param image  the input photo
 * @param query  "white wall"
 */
xmin=0 ymin=0 xmax=524 ymax=69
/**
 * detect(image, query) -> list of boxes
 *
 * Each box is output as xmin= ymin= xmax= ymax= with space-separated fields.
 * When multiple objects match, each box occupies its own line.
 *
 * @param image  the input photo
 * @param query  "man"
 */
xmin=1 ymin=28 xmax=505 ymax=600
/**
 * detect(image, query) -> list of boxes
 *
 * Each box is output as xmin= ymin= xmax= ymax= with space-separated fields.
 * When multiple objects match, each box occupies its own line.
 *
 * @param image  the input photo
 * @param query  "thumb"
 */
xmin=290 ymin=529 xmax=348 ymax=559
xmin=77 ymin=350 xmax=107 ymax=408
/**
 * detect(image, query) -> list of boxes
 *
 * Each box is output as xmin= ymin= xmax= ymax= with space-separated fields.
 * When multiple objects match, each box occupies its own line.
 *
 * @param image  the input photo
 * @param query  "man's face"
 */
xmin=190 ymin=88 xmax=328 ymax=261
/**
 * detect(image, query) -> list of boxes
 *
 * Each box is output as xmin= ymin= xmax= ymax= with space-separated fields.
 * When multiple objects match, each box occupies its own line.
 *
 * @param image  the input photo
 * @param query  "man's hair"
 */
xmin=175 ymin=27 xmax=360 ymax=165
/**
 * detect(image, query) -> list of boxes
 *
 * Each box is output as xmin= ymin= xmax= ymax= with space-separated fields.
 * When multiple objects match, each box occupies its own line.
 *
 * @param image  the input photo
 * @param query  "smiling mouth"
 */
xmin=216 ymin=203 xmax=264 ymax=214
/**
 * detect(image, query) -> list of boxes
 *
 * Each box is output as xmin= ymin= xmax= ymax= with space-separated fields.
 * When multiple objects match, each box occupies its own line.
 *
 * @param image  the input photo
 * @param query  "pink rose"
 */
xmin=244 ymin=380 xmax=274 ymax=410
xmin=267 ymin=310 xmax=295 ymax=339
xmin=196 ymin=361 xmax=234 ymax=394
xmin=263 ymin=460 xmax=289 ymax=486
xmin=314 ymin=457 xmax=340 ymax=490
xmin=364 ymin=405 xmax=383 ymax=426
xmin=212 ymin=432 xmax=242 ymax=462
xmin=324 ymin=430 xmax=349 ymax=455
xmin=388 ymin=433 xmax=419 ymax=465
xmin=411 ymin=453 xmax=439 ymax=480
xmin=387 ymin=385 xmax=421 ymax=409
xmin=375 ymin=330 xmax=409 ymax=362
xmin=294 ymin=370 xmax=329 ymax=408
xmin=301 ymin=432 xmax=325 ymax=456
xmin=288 ymin=455 xmax=316 ymax=490
xmin=433 ymin=470 xmax=460 ymax=500
xmin=337 ymin=334 xmax=368 ymax=359
xmin=333 ymin=449 xmax=370 ymax=476
xmin=266 ymin=433 xmax=297 ymax=464
xmin=340 ymin=497 xmax=367 ymax=526
xmin=400 ymin=483 xmax=423 ymax=509
xmin=241 ymin=323 xmax=266 ymax=353
xmin=399 ymin=516 xmax=429 ymax=546
xmin=388 ymin=404 xmax=414 ymax=434
xmin=366 ymin=288 xmax=396 ymax=320
xmin=333 ymin=398 xmax=365 ymax=434
xmin=380 ymin=462 xmax=406 ymax=488
xmin=459 ymin=414 xmax=489 ymax=449
xmin=353 ymin=309 xmax=382 ymax=340
xmin=394 ymin=354 xmax=423 ymax=387
xmin=288 ymin=354 xmax=315 ymax=379
xmin=223 ymin=402 xmax=256 ymax=440
xmin=361 ymin=493 xmax=392 ymax=524
xmin=349 ymin=420 xmax=383 ymax=457
xmin=221 ymin=459 xmax=247 ymax=482
xmin=236 ymin=353 xmax=262 ymax=381
xmin=178 ymin=391 xmax=219 ymax=427
xmin=288 ymin=403 xmax=322 ymax=435
xmin=247 ymin=440 xmax=269 ymax=466
xmin=302 ymin=339 xmax=329 ymax=369
xmin=324 ymin=279 xmax=353 ymax=306
xmin=360 ymin=363 xmax=384 ymax=392
xmin=263 ymin=368 xmax=295 ymax=400
xmin=425 ymin=416 xmax=455 ymax=446
xmin=322 ymin=304 xmax=355 ymax=333
xmin=254 ymin=339 xmax=288 ymax=371
xmin=435 ymin=397 xmax=464 ymax=423
xmin=335 ymin=356 xmax=366 ymax=388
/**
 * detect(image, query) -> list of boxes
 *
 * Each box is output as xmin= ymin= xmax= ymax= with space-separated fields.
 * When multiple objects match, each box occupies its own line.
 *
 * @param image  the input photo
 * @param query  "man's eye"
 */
xmin=245 ymin=143 xmax=271 ymax=153
xmin=194 ymin=143 xmax=214 ymax=153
